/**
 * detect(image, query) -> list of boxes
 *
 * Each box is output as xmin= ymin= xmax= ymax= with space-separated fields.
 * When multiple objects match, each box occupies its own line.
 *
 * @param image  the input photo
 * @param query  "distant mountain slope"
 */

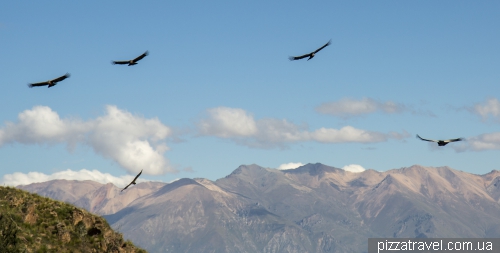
xmin=19 ymin=180 xmax=165 ymax=215
xmin=18 ymin=164 xmax=500 ymax=253
xmin=0 ymin=186 xmax=146 ymax=253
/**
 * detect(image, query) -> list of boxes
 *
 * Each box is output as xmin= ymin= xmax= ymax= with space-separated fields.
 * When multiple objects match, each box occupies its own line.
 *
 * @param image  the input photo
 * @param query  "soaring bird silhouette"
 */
xmin=416 ymin=134 xmax=464 ymax=146
xmin=121 ymin=169 xmax=143 ymax=192
xmin=289 ymin=40 xmax=331 ymax=61
xmin=112 ymin=51 xmax=149 ymax=66
xmin=28 ymin=73 xmax=70 ymax=88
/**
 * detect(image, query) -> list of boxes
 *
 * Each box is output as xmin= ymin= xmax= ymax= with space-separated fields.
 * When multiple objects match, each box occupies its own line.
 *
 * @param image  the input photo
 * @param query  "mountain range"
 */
xmin=18 ymin=163 xmax=500 ymax=253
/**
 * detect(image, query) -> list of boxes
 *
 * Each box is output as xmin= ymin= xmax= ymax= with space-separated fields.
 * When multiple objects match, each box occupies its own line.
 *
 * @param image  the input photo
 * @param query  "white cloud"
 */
xmin=0 ymin=106 xmax=89 ymax=149
xmin=198 ymin=107 xmax=257 ymax=137
xmin=252 ymin=118 xmax=310 ymax=146
xmin=452 ymin=132 xmax=500 ymax=152
xmin=0 ymin=105 xmax=175 ymax=175
xmin=315 ymin=98 xmax=407 ymax=118
xmin=276 ymin=162 xmax=304 ymax=170
xmin=0 ymin=169 xmax=148 ymax=187
xmin=310 ymin=126 xmax=388 ymax=143
xmin=470 ymin=98 xmax=500 ymax=121
xmin=341 ymin=164 xmax=366 ymax=173
xmin=197 ymin=107 xmax=408 ymax=148
xmin=87 ymin=105 xmax=173 ymax=175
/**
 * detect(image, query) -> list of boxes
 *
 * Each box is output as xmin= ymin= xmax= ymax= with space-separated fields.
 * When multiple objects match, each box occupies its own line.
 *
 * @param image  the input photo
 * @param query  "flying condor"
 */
xmin=416 ymin=134 xmax=464 ymax=146
xmin=28 ymin=73 xmax=70 ymax=88
xmin=121 ymin=169 xmax=143 ymax=192
xmin=289 ymin=40 xmax=331 ymax=61
xmin=112 ymin=51 xmax=149 ymax=66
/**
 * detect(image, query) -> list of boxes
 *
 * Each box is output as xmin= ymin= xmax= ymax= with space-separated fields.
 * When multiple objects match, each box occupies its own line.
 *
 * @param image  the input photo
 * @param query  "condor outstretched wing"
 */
xmin=52 ymin=73 xmax=70 ymax=82
xmin=132 ymin=51 xmax=148 ymax=62
xmin=131 ymin=169 xmax=143 ymax=183
xmin=112 ymin=60 xmax=129 ymax=65
xmin=28 ymin=81 xmax=49 ymax=88
xmin=288 ymin=53 xmax=311 ymax=61
xmin=444 ymin=137 xmax=464 ymax=143
xmin=121 ymin=169 xmax=143 ymax=192
xmin=416 ymin=134 xmax=438 ymax=143
xmin=313 ymin=40 xmax=331 ymax=54
xmin=121 ymin=182 xmax=133 ymax=192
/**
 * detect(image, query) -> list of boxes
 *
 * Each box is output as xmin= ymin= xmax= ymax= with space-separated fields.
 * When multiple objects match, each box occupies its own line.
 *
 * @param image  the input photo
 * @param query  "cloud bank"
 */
xmin=198 ymin=107 xmax=409 ymax=148
xmin=0 ymin=169 xmax=150 ymax=187
xmin=469 ymin=98 xmax=500 ymax=122
xmin=0 ymin=105 xmax=175 ymax=175
xmin=198 ymin=107 xmax=257 ymax=137
xmin=452 ymin=132 xmax=500 ymax=152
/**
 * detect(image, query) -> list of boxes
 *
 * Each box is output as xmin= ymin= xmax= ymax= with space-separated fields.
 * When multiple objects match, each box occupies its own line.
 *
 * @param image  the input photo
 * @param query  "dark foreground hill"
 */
xmin=0 ymin=186 xmax=147 ymax=253
xmin=18 ymin=163 xmax=500 ymax=253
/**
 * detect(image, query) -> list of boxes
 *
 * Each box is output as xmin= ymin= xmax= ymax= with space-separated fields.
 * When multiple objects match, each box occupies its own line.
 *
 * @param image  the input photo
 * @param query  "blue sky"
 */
xmin=1 ymin=1 xmax=500 ymax=186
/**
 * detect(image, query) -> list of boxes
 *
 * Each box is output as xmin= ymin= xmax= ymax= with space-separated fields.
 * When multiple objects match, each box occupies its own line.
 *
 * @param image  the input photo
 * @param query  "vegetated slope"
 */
xmin=0 ymin=186 xmax=147 ymax=253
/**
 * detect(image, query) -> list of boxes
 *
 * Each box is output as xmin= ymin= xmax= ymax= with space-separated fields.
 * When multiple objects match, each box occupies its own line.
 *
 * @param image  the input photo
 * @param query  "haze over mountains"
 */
xmin=18 ymin=163 xmax=500 ymax=253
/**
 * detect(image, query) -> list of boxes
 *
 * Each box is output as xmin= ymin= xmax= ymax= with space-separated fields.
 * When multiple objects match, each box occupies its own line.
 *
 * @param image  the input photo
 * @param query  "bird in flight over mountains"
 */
xmin=28 ymin=73 xmax=70 ymax=88
xmin=112 ymin=51 xmax=149 ymax=66
xmin=416 ymin=134 xmax=464 ymax=146
xmin=121 ymin=169 xmax=143 ymax=192
xmin=289 ymin=40 xmax=331 ymax=61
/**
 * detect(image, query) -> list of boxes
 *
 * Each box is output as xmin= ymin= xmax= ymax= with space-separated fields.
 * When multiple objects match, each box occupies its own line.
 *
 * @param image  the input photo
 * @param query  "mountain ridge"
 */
xmin=17 ymin=163 xmax=500 ymax=253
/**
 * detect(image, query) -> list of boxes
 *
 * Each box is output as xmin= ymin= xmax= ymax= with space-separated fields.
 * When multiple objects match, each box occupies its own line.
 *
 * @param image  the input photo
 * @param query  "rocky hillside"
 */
xmin=0 ymin=186 xmax=147 ymax=253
